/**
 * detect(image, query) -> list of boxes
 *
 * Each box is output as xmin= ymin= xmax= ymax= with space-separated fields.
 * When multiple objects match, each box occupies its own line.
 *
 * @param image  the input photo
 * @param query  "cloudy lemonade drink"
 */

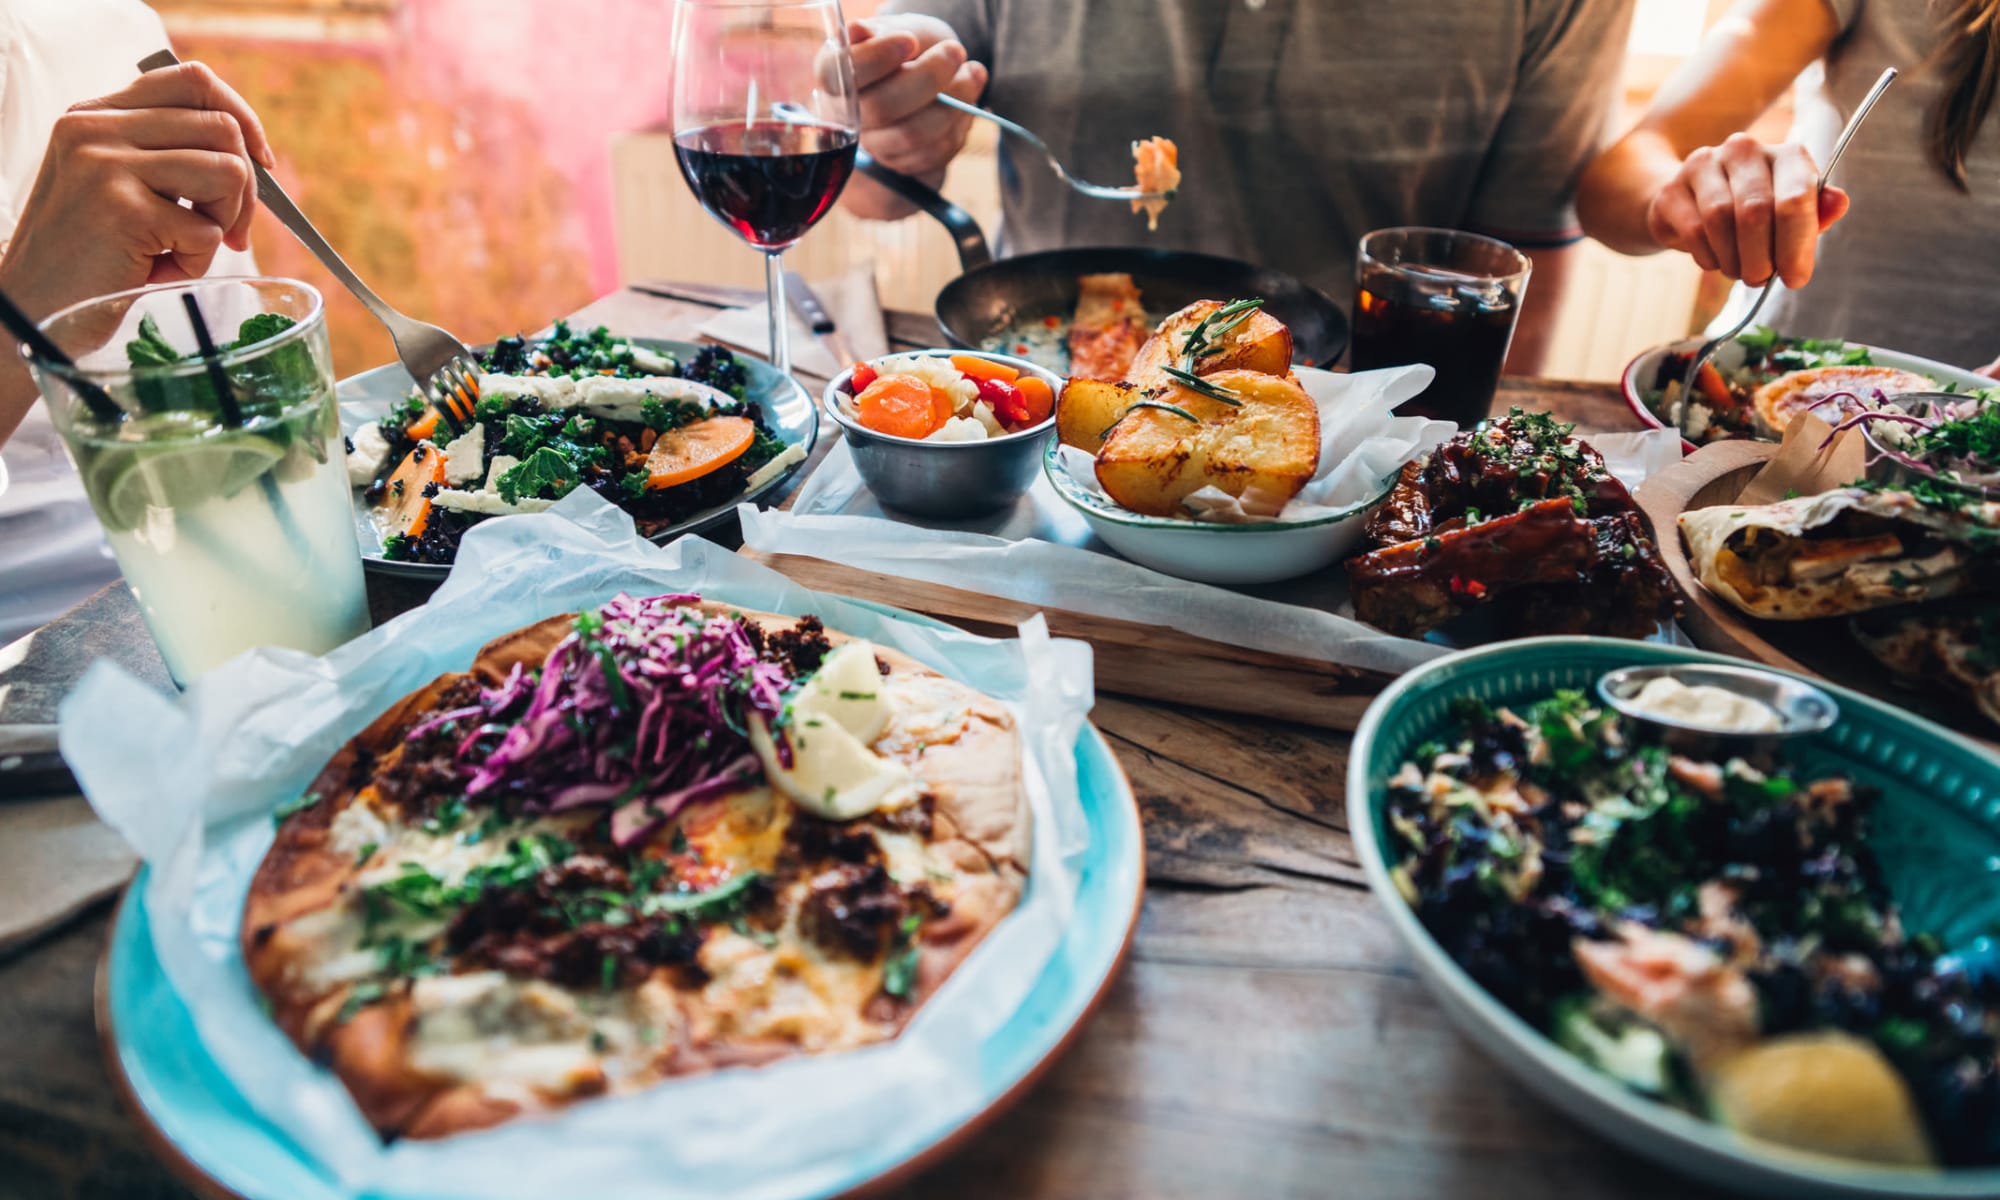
xmin=31 ymin=279 xmax=368 ymax=685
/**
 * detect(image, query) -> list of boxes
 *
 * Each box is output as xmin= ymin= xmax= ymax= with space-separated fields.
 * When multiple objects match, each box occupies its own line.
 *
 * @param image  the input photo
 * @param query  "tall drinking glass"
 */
xmin=1350 ymin=228 xmax=1532 ymax=426
xmin=26 ymin=277 xmax=370 ymax=686
xmin=670 ymin=0 xmax=859 ymax=377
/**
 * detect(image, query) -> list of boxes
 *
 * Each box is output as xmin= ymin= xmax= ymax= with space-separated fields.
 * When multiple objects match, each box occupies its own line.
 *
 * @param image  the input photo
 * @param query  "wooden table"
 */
xmin=0 ymin=288 xmax=1724 ymax=1200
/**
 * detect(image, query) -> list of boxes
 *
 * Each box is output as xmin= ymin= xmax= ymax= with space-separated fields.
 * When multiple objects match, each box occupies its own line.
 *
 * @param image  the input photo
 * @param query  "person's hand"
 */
xmin=850 ymin=15 xmax=986 ymax=182
xmin=1645 ymin=133 xmax=1849 ymax=288
xmin=1979 ymin=355 xmax=1999 ymax=379
xmin=0 ymin=61 xmax=274 ymax=325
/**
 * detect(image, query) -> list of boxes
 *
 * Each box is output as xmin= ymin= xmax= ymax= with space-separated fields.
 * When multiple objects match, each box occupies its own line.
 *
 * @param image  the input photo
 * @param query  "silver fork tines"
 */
xmin=428 ymin=357 xmax=482 ymax=435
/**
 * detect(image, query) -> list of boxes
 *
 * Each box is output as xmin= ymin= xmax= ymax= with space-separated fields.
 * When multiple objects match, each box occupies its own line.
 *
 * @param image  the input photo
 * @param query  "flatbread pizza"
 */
xmin=242 ymin=593 xmax=1030 ymax=1140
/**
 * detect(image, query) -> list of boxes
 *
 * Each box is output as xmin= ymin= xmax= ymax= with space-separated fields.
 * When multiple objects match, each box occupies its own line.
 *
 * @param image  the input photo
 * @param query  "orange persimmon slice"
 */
xmin=383 ymin=442 xmax=447 ymax=538
xmin=645 ymin=415 xmax=757 ymax=490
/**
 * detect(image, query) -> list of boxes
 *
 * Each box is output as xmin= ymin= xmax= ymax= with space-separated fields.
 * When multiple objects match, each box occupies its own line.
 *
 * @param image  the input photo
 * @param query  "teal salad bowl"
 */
xmin=1347 ymin=636 xmax=2000 ymax=1198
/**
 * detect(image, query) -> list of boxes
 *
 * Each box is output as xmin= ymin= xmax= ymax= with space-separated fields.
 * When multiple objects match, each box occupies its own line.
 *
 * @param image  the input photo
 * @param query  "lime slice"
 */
xmin=91 ymin=432 xmax=286 ymax=532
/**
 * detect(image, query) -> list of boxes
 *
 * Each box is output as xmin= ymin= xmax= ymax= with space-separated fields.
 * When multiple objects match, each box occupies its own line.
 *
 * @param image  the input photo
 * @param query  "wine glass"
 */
xmin=670 ymin=0 xmax=859 ymax=377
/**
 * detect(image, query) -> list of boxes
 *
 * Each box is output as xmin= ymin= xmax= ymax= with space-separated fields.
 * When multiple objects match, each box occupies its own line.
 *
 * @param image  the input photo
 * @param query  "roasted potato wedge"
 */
xmin=1126 ymin=300 xmax=1294 ymax=391
xmin=1056 ymin=377 xmax=1145 ymax=452
xmin=1094 ymin=370 xmax=1320 ymax=517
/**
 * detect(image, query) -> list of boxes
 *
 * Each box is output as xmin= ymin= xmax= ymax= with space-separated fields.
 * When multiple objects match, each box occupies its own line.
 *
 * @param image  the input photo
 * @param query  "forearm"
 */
xmin=1577 ymin=129 xmax=1686 ymax=256
xmin=1502 ymin=243 xmax=1572 ymax=377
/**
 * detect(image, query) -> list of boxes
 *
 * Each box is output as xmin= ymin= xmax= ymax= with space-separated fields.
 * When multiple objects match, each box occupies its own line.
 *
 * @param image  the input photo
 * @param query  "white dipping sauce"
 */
xmin=1627 ymin=677 xmax=1783 ymax=733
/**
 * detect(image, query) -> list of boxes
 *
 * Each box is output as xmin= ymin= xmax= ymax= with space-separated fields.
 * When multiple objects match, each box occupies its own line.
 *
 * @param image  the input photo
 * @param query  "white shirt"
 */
xmin=0 ymin=0 xmax=257 ymax=645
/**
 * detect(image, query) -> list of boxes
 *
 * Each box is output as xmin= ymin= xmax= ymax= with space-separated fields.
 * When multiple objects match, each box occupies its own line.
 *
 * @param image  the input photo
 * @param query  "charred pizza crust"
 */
xmin=242 ymin=602 xmax=1030 ymax=1140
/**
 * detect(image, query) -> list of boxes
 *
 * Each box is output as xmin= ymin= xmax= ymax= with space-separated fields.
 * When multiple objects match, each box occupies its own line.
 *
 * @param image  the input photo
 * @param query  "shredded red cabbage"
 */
xmin=414 ymin=592 xmax=795 ymax=847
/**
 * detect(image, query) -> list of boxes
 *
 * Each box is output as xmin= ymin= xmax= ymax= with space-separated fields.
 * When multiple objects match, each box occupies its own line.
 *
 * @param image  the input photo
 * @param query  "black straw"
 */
xmin=0 ymin=285 xmax=124 ymax=423
xmin=181 ymin=292 xmax=245 ymax=426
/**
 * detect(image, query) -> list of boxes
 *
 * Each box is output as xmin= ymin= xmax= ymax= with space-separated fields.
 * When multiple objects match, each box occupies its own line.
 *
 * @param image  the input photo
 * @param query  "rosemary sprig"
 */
xmin=1162 ymin=365 xmax=1242 ymax=405
xmin=1176 ymin=297 xmax=1265 ymax=371
xmin=1102 ymin=399 xmax=1202 ymax=438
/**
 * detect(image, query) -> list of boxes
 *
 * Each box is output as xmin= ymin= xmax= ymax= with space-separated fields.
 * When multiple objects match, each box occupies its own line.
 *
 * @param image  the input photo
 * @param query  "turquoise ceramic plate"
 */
xmin=338 ymin=338 xmax=818 ymax=581
xmin=1347 ymin=636 xmax=2000 ymax=1199
xmin=98 ymin=598 xmax=1143 ymax=1200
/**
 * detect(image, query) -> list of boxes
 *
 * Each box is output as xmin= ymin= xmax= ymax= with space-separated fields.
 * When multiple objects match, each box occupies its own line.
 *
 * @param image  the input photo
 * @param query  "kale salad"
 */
xmin=347 ymin=323 xmax=801 ymax=565
xmin=1386 ymin=690 xmax=2000 ymax=1167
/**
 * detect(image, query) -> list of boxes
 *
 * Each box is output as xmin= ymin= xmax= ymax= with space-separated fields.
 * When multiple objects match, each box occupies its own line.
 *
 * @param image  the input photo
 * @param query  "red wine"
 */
xmin=673 ymin=121 xmax=857 ymax=251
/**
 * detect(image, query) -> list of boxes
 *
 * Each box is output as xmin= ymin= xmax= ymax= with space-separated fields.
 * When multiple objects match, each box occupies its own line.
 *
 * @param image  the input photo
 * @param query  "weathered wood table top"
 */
xmin=0 ymin=288 xmax=1724 ymax=1199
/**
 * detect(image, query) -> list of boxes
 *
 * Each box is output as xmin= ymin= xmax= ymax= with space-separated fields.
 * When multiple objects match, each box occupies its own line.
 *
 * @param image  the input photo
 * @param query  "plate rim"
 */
xmin=339 ymin=337 xmax=819 ymax=579
xmin=93 ymin=598 xmax=1145 ymax=1199
xmin=1345 ymin=634 xmax=2000 ymax=1198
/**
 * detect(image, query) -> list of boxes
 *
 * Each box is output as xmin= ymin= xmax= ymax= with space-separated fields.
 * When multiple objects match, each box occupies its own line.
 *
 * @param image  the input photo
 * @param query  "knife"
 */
xmin=628 ymin=281 xmax=764 ymax=309
xmin=783 ymin=270 xmax=855 ymax=369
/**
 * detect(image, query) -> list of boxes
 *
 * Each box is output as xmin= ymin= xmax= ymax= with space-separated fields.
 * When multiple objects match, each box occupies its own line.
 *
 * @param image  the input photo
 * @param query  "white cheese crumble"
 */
xmin=345 ymin=421 xmax=392 ymax=486
xmin=747 ymin=641 xmax=919 ymax=821
xmin=439 ymin=422 xmax=486 ymax=485
xmin=744 ymin=442 xmax=806 ymax=490
xmin=431 ymin=488 xmax=556 ymax=517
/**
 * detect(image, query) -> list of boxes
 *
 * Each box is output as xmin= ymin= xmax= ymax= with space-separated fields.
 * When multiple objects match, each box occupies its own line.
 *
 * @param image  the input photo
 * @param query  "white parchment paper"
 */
xmin=59 ymin=489 xmax=1097 ymax=1200
xmin=742 ymin=375 xmax=1688 ymax=674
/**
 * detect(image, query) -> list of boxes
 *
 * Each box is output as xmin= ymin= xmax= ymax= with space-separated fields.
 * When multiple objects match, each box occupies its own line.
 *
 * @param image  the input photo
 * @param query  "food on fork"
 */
xmin=1346 ymin=410 xmax=1680 ymax=639
xmin=243 ymin=593 xmax=1031 ymax=1139
xmin=1130 ymin=137 xmax=1180 ymax=231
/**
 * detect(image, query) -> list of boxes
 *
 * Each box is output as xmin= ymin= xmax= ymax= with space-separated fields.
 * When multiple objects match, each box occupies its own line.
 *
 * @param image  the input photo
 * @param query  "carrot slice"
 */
xmin=645 ymin=416 xmax=757 ymax=490
xmin=1695 ymin=361 xmax=1738 ymax=412
xmin=856 ymin=374 xmax=944 ymax=439
xmin=1014 ymin=376 xmax=1054 ymax=426
xmin=950 ymin=355 xmax=1020 ymax=385
xmin=404 ymin=404 xmax=442 ymax=441
xmin=382 ymin=443 xmax=447 ymax=538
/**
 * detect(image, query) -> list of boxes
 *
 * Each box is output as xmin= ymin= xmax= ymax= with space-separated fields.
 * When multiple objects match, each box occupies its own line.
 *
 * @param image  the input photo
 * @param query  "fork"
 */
xmin=1676 ymin=67 xmax=1897 ymax=406
xmin=137 ymin=50 xmax=482 ymax=435
xmin=933 ymin=95 xmax=1171 ymax=202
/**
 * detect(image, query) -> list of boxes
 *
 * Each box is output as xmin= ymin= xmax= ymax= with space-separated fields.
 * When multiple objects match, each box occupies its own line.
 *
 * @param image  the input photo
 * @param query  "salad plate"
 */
xmin=338 ymin=335 xmax=817 ymax=580
xmin=1621 ymin=333 xmax=1990 ymax=454
xmin=1350 ymin=636 xmax=2000 ymax=1197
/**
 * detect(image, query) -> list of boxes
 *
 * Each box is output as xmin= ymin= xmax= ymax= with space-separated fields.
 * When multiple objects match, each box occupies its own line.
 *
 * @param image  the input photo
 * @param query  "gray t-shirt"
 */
xmin=1750 ymin=0 xmax=2000 ymax=369
xmin=882 ymin=0 xmax=1634 ymax=301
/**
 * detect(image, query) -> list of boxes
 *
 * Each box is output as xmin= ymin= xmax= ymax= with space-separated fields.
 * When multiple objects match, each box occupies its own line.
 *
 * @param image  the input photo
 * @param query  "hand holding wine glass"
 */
xmin=671 ymin=0 xmax=859 ymax=377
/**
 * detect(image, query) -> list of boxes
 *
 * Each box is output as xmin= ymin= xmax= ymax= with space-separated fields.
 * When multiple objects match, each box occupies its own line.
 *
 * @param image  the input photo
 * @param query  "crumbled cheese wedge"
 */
xmin=431 ymin=488 xmax=556 ymax=516
xmin=573 ymin=375 xmax=730 ymax=422
xmin=744 ymin=443 xmax=806 ymax=489
xmin=746 ymin=641 xmax=919 ymax=820
xmin=477 ymin=374 xmax=575 ymax=406
xmin=345 ymin=421 xmax=391 ymax=486
xmin=440 ymin=423 xmax=485 ymax=485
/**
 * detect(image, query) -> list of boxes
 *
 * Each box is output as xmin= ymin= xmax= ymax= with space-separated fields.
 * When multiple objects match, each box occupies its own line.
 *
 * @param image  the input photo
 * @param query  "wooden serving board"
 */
xmin=739 ymin=549 xmax=1391 ymax=730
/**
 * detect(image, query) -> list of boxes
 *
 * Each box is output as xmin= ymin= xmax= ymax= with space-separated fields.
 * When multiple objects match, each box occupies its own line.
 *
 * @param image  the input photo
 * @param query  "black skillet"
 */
xmin=856 ymin=153 xmax=1349 ymax=368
